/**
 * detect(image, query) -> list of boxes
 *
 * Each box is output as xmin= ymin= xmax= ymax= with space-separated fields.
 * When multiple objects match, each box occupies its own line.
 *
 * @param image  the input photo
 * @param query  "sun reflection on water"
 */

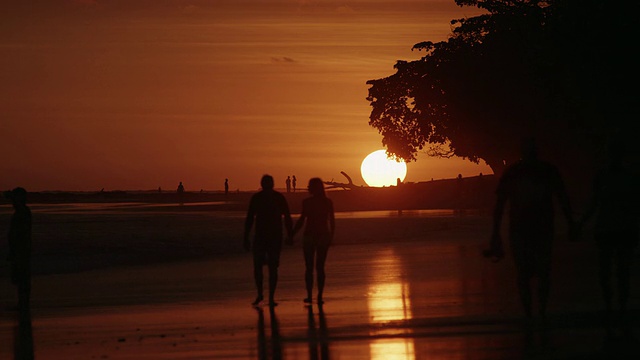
xmin=367 ymin=248 xmax=415 ymax=360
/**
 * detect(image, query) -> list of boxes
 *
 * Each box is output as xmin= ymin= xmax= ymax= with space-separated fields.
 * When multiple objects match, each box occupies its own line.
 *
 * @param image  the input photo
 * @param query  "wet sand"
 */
xmin=0 ymin=203 xmax=638 ymax=359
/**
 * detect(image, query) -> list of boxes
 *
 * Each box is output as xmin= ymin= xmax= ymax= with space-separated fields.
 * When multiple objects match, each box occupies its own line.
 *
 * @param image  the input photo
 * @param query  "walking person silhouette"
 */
xmin=4 ymin=187 xmax=32 ymax=311
xmin=485 ymin=137 xmax=576 ymax=321
xmin=579 ymin=138 xmax=639 ymax=336
xmin=286 ymin=176 xmax=292 ymax=193
xmin=291 ymin=178 xmax=335 ymax=305
xmin=244 ymin=175 xmax=293 ymax=307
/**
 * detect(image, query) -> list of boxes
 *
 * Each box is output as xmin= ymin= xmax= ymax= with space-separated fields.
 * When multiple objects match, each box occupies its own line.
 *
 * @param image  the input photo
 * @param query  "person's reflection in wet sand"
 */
xmin=14 ymin=307 xmax=34 ymax=360
xmin=307 ymin=305 xmax=330 ymax=360
xmin=255 ymin=306 xmax=283 ymax=360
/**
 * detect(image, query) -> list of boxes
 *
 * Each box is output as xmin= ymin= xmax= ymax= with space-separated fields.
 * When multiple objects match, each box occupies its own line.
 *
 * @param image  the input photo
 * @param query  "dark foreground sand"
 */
xmin=0 ymin=201 xmax=638 ymax=359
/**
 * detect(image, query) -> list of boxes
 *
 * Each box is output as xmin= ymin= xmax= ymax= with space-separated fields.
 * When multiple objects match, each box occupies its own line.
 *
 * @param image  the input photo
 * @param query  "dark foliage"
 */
xmin=367 ymin=0 xmax=637 ymax=181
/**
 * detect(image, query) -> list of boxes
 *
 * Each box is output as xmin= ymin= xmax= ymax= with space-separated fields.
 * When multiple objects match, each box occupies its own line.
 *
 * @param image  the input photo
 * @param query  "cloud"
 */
xmin=271 ymin=56 xmax=296 ymax=63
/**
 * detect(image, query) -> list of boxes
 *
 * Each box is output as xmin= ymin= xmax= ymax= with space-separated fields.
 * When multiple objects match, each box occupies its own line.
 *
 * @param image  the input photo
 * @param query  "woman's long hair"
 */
xmin=308 ymin=178 xmax=326 ymax=197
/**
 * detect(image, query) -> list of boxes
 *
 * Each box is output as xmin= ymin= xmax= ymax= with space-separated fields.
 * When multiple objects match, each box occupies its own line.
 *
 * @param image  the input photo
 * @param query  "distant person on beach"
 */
xmin=579 ymin=139 xmax=639 ymax=333
xmin=292 ymin=175 xmax=297 ymax=192
xmin=291 ymin=178 xmax=335 ymax=304
xmin=225 ymin=178 xmax=229 ymax=196
xmin=286 ymin=176 xmax=292 ymax=193
xmin=4 ymin=187 xmax=32 ymax=310
xmin=244 ymin=175 xmax=293 ymax=307
xmin=485 ymin=137 xmax=576 ymax=320
xmin=177 ymin=181 xmax=185 ymax=205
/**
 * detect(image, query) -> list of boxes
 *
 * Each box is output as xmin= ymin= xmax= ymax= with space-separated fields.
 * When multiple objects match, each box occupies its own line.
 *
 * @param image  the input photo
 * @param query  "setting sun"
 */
xmin=360 ymin=150 xmax=407 ymax=187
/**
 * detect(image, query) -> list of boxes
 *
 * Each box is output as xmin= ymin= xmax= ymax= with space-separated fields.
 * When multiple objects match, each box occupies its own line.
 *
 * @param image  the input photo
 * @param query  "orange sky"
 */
xmin=1 ymin=0 xmax=491 ymax=192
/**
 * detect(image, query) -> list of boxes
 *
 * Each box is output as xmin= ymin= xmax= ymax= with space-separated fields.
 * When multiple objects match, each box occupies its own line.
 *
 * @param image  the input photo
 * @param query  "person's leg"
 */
xmin=303 ymin=239 xmax=315 ymax=303
xmin=511 ymin=236 xmax=533 ymax=319
xmin=268 ymin=264 xmax=278 ymax=306
xmin=538 ymin=269 xmax=550 ymax=319
xmin=315 ymin=242 xmax=330 ymax=303
xmin=517 ymin=272 xmax=533 ymax=319
xmin=598 ymin=245 xmax=614 ymax=314
xmin=537 ymin=239 xmax=553 ymax=319
xmin=267 ymin=243 xmax=282 ymax=306
xmin=253 ymin=246 xmax=265 ymax=305
xmin=18 ymin=281 xmax=30 ymax=310
xmin=616 ymin=246 xmax=634 ymax=315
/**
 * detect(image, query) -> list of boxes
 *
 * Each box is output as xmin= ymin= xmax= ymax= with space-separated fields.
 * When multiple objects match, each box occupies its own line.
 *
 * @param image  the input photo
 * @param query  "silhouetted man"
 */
xmin=286 ymin=176 xmax=291 ymax=193
xmin=244 ymin=175 xmax=293 ymax=307
xmin=580 ymin=139 xmax=639 ymax=334
xmin=177 ymin=181 xmax=185 ymax=205
xmin=224 ymin=178 xmax=229 ymax=196
xmin=4 ymin=187 xmax=32 ymax=311
xmin=485 ymin=137 xmax=575 ymax=320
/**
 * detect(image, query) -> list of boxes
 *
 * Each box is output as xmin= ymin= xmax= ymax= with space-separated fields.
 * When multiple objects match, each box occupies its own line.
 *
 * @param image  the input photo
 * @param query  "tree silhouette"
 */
xmin=366 ymin=0 xmax=636 ymax=179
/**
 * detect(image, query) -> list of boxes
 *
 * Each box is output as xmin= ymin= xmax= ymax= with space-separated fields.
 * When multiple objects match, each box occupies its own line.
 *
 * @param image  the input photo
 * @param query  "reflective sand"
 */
xmin=0 ymin=206 xmax=638 ymax=359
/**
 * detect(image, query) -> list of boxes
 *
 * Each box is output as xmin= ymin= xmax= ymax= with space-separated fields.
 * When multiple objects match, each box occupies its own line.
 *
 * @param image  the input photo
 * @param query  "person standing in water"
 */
xmin=244 ymin=175 xmax=293 ymax=307
xmin=291 ymin=178 xmax=335 ymax=305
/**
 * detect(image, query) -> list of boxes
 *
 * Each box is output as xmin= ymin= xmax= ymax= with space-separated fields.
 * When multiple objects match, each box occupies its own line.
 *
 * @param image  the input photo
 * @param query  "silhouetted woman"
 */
xmin=292 ymin=178 xmax=335 ymax=304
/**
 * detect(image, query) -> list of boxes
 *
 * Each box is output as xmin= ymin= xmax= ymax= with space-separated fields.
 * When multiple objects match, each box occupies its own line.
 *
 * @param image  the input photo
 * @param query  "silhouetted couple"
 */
xmin=486 ymin=137 xmax=638 ymax=330
xmin=580 ymin=139 xmax=639 ymax=336
xmin=244 ymin=175 xmax=335 ymax=307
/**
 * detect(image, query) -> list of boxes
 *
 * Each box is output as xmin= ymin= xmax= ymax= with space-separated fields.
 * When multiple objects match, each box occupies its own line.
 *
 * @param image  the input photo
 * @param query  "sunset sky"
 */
xmin=1 ymin=0 xmax=491 ymax=192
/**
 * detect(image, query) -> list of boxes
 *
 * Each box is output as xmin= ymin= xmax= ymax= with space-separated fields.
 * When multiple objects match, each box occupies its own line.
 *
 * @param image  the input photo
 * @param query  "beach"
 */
xmin=0 ymin=193 xmax=638 ymax=359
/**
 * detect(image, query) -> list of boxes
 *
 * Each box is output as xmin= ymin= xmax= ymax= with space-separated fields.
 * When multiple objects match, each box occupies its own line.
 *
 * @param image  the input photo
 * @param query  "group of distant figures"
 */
xmin=170 ymin=178 xmax=232 ymax=205
xmin=168 ymin=175 xmax=296 ymax=200
xmin=3 ymin=137 xmax=638 ymax=341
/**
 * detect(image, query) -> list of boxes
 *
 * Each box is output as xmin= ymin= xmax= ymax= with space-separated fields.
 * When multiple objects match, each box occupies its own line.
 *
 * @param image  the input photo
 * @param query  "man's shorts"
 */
xmin=253 ymin=238 xmax=282 ymax=268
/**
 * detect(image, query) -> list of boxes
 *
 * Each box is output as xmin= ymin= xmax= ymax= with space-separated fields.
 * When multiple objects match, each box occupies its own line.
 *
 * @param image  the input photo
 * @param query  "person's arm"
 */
xmin=485 ymin=175 xmax=507 ymax=261
xmin=552 ymin=167 xmax=580 ymax=242
xmin=579 ymin=172 xmax=601 ymax=225
xmin=243 ymin=198 xmax=255 ymax=251
xmin=328 ymin=199 xmax=335 ymax=245
xmin=554 ymin=169 xmax=574 ymax=225
xmin=7 ymin=219 xmax=15 ymax=262
xmin=291 ymin=212 xmax=306 ymax=243
xmin=488 ymin=192 xmax=506 ymax=255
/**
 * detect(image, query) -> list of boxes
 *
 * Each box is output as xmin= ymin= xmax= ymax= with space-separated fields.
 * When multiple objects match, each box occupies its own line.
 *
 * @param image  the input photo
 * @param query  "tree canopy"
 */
xmin=366 ymin=0 xmax=637 ymax=180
